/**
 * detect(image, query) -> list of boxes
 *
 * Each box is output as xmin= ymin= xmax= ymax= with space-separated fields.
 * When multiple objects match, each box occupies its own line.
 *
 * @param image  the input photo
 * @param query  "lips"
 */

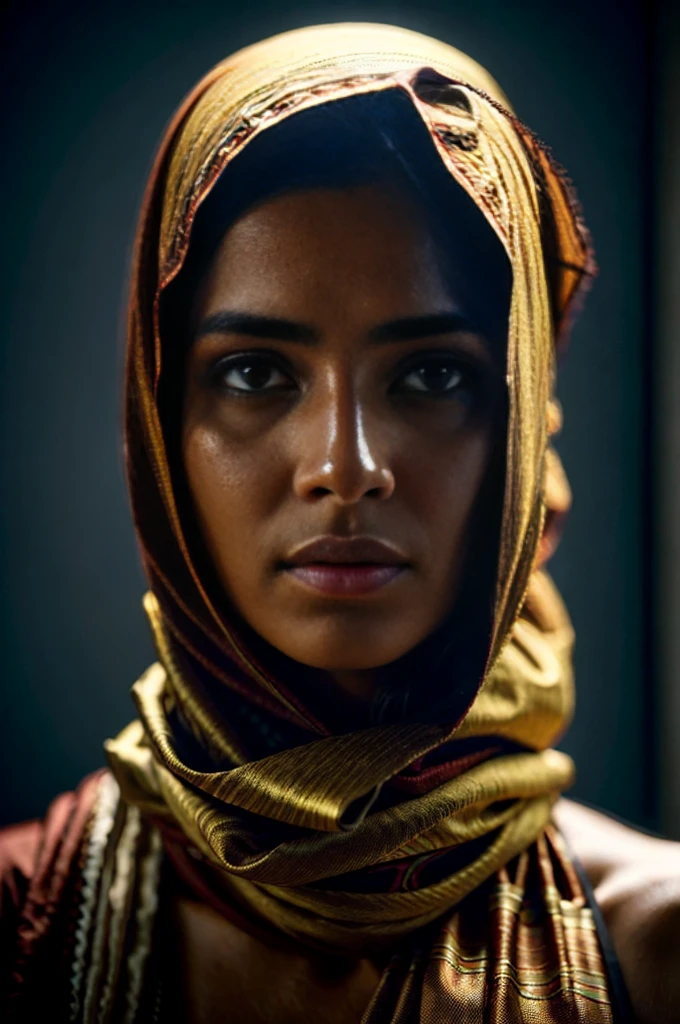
xmin=281 ymin=535 xmax=410 ymax=597
xmin=284 ymin=535 xmax=408 ymax=566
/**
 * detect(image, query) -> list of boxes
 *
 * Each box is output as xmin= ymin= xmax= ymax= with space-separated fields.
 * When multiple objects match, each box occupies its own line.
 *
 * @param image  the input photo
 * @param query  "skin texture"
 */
xmin=182 ymin=184 xmax=505 ymax=702
xmin=171 ymin=895 xmax=382 ymax=1024
xmin=553 ymin=800 xmax=680 ymax=1024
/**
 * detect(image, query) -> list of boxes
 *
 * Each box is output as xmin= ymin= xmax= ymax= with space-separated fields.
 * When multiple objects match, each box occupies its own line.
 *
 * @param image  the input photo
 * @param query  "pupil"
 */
xmin=421 ymin=365 xmax=455 ymax=391
xmin=241 ymin=363 xmax=271 ymax=389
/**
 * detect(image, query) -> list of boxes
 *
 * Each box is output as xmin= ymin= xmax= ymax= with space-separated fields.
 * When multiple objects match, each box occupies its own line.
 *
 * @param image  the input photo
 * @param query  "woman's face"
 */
xmin=181 ymin=183 xmax=506 ymax=692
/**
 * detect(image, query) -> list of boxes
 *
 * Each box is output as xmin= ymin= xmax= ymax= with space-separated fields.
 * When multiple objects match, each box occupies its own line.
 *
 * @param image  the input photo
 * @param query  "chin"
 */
xmin=261 ymin=616 xmax=426 ymax=673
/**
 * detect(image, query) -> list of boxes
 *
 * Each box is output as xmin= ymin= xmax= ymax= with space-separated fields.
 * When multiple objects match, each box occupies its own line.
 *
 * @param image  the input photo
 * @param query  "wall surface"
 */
xmin=657 ymin=0 xmax=680 ymax=839
xmin=0 ymin=0 xmax=651 ymax=828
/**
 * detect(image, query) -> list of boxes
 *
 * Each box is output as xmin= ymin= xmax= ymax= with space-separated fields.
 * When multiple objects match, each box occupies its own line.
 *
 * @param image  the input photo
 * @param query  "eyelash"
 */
xmin=208 ymin=350 xmax=483 ymax=400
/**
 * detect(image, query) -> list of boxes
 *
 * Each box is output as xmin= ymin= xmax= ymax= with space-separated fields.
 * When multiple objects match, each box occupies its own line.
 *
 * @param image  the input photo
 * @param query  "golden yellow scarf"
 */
xmin=106 ymin=23 xmax=615 ymax=1020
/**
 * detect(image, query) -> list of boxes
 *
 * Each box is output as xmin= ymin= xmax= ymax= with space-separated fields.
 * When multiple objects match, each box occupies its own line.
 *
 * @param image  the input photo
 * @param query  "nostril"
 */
xmin=308 ymin=485 xmax=334 ymax=499
xmin=300 ymin=478 xmax=393 ymax=503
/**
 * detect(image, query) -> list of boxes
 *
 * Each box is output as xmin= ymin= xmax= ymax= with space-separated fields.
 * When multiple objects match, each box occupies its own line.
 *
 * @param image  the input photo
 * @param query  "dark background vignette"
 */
xmin=0 ymin=0 xmax=657 ymax=829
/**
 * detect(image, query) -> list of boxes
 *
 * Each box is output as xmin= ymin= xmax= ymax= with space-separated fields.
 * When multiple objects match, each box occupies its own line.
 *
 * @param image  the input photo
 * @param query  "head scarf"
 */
xmin=106 ymin=22 xmax=615 ymax=1021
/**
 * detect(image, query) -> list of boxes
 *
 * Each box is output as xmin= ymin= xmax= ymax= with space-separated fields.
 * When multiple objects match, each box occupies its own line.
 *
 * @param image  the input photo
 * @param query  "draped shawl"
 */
xmin=104 ymin=22 xmax=616 ymax=1022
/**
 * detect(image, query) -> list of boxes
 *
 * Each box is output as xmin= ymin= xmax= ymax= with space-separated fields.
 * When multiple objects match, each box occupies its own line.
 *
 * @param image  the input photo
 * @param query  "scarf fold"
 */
xmin=105 ymin=22 xmax=614 ymax=1021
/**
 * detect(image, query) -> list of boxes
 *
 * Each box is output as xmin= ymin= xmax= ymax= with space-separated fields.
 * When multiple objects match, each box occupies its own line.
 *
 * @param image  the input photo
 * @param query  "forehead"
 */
xmin=195 ymin=184 xmax=472 ymax=320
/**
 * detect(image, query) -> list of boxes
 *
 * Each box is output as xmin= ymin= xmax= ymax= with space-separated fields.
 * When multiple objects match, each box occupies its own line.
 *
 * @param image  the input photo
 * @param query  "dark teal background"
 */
xmin=0 ymin=1 xmax=652 ymax=827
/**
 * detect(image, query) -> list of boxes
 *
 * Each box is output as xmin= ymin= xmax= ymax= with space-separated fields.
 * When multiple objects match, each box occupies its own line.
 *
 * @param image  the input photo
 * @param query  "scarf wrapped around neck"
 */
xmin=106 ymin=22 xmax=616 ymax=1021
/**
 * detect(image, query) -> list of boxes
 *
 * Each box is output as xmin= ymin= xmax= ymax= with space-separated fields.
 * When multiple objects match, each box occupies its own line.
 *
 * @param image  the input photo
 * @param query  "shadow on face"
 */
xmin=180 ymin=181 xmax=509 ymax=701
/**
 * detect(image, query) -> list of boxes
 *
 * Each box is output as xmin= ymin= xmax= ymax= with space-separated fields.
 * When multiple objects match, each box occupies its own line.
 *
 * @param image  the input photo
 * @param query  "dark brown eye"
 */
xmin=397 ymin=359 xmax=465 ymax=395
xmin=216 ymin=355 xmax=293 ymax=393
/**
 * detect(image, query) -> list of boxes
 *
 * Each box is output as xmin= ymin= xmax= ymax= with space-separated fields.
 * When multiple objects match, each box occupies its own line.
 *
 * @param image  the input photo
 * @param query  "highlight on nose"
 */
xmin=293 ymin=402 xmax=396 ymax=503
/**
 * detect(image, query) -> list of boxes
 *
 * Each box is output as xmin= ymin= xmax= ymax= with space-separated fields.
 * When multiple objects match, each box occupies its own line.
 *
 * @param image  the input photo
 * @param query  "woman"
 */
xmin=1 ymin=21 xmax=678 ymax=1024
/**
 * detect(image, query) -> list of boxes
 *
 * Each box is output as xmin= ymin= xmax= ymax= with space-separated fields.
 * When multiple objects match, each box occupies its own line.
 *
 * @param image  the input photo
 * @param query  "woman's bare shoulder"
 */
xmin=553 ymin=798 xmax=680 ymax=1024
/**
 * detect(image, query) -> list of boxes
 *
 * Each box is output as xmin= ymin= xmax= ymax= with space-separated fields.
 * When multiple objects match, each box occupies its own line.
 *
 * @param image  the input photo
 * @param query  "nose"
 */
xmin=292 ymin=373 xmax=395 ymax=504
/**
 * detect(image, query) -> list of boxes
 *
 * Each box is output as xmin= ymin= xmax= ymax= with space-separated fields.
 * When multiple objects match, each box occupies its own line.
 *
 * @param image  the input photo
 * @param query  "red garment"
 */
xmin=0 ymin=772 xmax=103 ymax=1018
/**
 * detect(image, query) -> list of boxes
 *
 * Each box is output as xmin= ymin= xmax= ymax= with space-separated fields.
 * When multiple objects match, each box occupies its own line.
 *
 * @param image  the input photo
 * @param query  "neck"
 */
xmin=308 ymin=669 xmax=377 ymax=731
xmin=329 ymin=669 xmax=378 ymax=703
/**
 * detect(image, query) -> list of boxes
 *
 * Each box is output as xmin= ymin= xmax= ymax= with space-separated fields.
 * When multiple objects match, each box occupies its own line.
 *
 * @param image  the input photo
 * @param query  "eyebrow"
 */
xmin=194 ymin=310 xmax=482 ymax=346
xmin=195 ymin=310 xmax=317 ymax=343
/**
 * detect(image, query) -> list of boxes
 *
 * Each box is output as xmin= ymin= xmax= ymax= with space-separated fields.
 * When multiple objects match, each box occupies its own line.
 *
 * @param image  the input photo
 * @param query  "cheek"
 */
xmin=412 ymin=428 xmax=496 ymax=617
xmin=398 ymin=424 xmax=493 ymax=546
xmin=181 ymin=423 xmax=282 ymax=585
